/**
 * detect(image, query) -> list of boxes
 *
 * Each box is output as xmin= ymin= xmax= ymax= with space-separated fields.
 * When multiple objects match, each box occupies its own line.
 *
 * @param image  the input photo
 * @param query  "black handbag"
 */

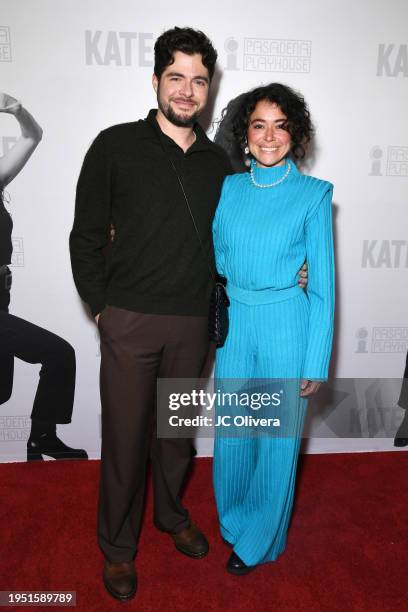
xmin=159 ymin=135 xmax=230 ymax=348
xmin=208 ymin=276 xmax=230 ymax=347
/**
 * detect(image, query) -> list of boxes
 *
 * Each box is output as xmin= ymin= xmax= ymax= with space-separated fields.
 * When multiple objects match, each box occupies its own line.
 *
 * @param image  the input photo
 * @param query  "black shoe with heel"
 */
xmin=27 ymin=433 xmax=88 ymax=461
xmin=226 ymin=552 xmax=256 ymax=576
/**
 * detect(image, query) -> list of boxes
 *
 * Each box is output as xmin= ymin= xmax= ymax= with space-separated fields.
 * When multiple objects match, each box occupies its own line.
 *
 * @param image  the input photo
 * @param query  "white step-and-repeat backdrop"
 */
xmin=1 ymin=0 xmax=407 ymax=460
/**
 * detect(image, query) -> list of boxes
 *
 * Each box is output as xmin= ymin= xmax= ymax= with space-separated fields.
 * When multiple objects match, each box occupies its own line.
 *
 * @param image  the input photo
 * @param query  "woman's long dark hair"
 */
xmin=214 ymin=83 xmax=314 ymax=171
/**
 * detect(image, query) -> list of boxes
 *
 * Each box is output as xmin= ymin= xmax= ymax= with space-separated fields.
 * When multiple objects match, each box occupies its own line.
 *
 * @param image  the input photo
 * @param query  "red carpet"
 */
xmin=1 ymin=453 xmax=407 ymax=611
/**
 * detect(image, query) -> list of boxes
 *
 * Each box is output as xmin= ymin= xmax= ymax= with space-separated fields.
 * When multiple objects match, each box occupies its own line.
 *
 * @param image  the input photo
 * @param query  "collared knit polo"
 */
xmin=70 ymin=109 xmax=232 ymax=317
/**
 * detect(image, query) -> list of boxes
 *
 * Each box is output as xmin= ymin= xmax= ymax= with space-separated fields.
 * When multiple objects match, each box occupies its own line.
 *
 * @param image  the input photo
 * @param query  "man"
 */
xmin=70 ymin=27 xmax=231 ymax=601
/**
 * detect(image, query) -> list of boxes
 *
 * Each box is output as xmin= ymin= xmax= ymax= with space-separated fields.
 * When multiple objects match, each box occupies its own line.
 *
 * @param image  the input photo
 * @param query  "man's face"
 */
xmin=153 ymin=51 xmax=210 ymax=127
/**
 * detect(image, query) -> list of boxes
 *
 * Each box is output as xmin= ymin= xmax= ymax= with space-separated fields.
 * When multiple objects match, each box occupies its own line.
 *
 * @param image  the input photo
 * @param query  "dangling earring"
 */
xmin=244 ymin=141 xmax=251 ymax=167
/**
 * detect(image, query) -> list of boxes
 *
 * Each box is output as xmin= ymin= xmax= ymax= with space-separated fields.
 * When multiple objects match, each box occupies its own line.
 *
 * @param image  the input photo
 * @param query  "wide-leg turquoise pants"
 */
xmin=213 ymin=285 xmax=310 ymax=566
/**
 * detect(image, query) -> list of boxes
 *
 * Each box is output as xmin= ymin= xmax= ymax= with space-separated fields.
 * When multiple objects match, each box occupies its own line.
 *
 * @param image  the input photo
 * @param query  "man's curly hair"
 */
xmin=215 ymin=83 xmax=314 ymax=169
xmin=154 ymin=27 xmax=217 ymax=81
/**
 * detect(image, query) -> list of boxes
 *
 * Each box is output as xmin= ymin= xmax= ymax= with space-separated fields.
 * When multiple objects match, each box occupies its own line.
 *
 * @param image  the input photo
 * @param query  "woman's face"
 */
xmin=247 ymin=100 xmax=291 ymax=168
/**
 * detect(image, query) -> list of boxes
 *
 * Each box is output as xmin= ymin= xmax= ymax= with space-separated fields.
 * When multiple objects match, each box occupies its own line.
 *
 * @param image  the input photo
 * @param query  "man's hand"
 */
xmin=300 ymin=379 xmax=321 ymax=397
xmin=298 ymin=262 xmax=308 ymax=288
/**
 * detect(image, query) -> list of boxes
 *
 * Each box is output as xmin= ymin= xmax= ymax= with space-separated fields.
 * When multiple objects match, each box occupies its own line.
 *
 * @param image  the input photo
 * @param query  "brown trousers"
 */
xmin=97 ymin=305 xmax=209 ymax=562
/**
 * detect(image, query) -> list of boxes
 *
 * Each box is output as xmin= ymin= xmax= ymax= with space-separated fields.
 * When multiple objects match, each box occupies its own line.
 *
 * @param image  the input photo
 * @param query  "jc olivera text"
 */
xmin=168 ymin=415 xmax=281 ymax=428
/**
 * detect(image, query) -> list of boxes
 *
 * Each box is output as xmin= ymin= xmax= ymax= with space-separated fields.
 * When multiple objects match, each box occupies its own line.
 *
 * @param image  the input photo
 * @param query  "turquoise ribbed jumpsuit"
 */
xmin=212 ymin=159 xmax=335 ymax=566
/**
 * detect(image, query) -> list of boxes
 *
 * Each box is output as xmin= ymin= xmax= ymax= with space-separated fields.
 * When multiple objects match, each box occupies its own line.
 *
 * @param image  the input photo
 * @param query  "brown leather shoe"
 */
xmin=103 ymin=560 xmax=137 ymax=601
xmin=171 ymin=524 xmax=209 ymax=559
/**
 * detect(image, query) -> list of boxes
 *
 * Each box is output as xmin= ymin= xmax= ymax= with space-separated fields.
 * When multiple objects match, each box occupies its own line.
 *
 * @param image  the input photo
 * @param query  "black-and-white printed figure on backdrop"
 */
xmin=0 ymin=92 xmax=87 ymax=461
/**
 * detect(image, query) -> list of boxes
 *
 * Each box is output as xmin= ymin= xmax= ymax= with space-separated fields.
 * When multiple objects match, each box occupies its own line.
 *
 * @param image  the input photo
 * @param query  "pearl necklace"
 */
xmin=249 ymin=160 xmax=291 ymax=188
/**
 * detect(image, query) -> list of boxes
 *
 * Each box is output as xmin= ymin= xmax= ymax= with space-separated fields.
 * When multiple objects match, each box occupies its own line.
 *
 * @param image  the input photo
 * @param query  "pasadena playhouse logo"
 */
xmin=362 ymin=240 xmax=408 ymax=268
xmin=377 ymin=44 xmax=408 ymax=77
xmin=0 ymin=415 xmax=30 ymax=441
xmin=224 ymin=37 xmax=311 ymax=73
xmin=355 ymin=327 xmax=408 ymax=354
xmin=369 ymin=146 xmax=408 ymax=176
xmin=85 ymin=30 xmax=154 ymax=66
xmin=0 ymin=26 xmax=11 ymax=62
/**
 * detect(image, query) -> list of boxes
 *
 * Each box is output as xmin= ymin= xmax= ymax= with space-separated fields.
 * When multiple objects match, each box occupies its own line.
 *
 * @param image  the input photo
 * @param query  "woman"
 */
xmin=0 ymin=92 xmax=87 ymax=460
xmin=212 ymin=83 xmax=335 ymax=574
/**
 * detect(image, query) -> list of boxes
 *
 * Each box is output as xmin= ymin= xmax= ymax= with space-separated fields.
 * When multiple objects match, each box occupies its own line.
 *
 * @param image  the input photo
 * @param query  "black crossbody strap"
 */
xmin=156 ymin=131 xmax=216 ymax=283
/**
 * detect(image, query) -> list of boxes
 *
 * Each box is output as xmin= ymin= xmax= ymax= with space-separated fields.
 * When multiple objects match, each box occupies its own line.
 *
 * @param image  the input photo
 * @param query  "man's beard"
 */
xmin=158 ymin=93 xmax=199 ymax=127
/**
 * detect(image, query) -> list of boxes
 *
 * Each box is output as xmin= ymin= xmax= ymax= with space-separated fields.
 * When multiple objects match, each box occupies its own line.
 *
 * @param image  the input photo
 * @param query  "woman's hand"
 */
xmin=0 ymin=92 xmax=22 ymax=115
xmin=298 ymin=261 xmax=308 ymax=288
xmin=300 ymin=379 xmax=321 ymax=397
